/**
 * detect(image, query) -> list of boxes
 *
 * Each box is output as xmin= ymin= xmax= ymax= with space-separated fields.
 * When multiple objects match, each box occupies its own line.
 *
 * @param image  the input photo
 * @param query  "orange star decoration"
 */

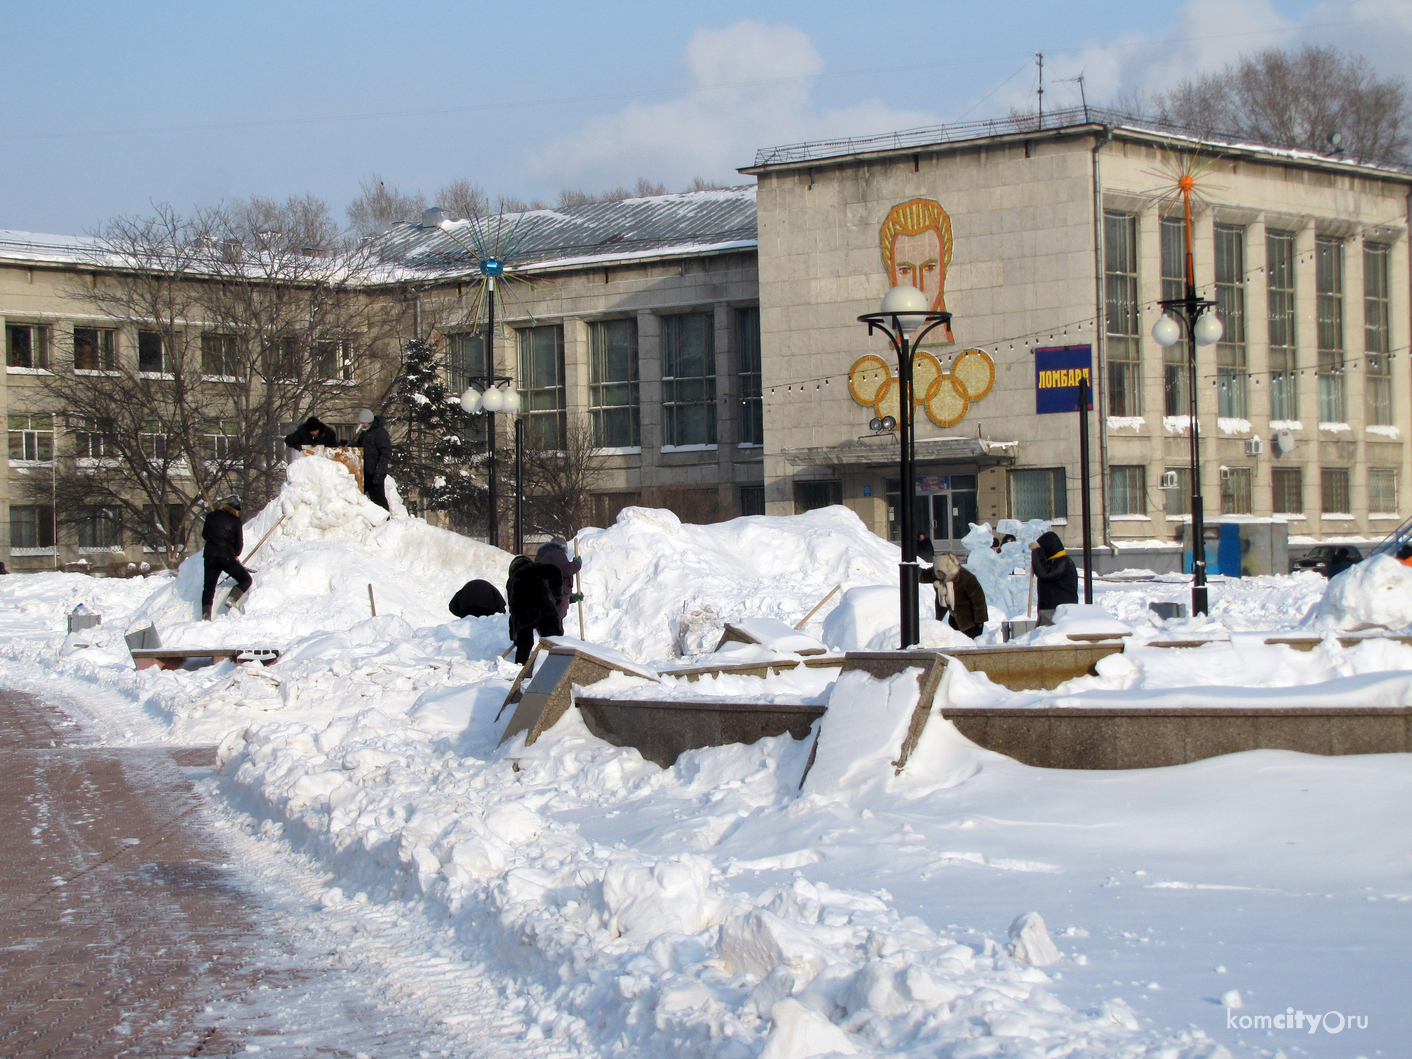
xmin=848 ymin=349 xmax=994 ymax=428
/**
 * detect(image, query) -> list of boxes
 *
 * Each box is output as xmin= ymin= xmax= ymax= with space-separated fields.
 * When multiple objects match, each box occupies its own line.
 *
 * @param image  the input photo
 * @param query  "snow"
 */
xmin=1107 ymin=416 xmax=1144 ymax=432
xmin=1216 ymin=417 xmax=1250 ymax=435
xmin=2 ymin=460 xmax=1411 ymax=1056
xmin=1367 ymin=423 xmax=1401 ymax=439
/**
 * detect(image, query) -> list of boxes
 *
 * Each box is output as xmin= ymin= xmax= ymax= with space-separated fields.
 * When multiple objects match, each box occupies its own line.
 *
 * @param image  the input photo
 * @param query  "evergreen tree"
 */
xmin=391 ymin=338 xmax=484 ymax=522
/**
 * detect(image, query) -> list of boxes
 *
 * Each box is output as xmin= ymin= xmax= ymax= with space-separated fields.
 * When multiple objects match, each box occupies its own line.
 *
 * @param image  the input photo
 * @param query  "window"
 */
xmin=1365 ymin=243 xmax=1393 ymax=426
xmin=200 ymin=419 xmax=240 ymax=462
xmin=1267 ymin=231 xmax=1298 ymax=421
xmin=137 ymin=330 xmax=166 ymax=373
xmin=1369 ymin=469 xmax=1398 ymax=515
xmin=446 ymin=331 xmax=485 ymax=396
xmin=1104 ymin=211 xmax=1141 ymax=417
xmin=1109 ymin=465 xmax=1146 ymax=516
xmin=76 ymin=506 xmax=122 ymax=550
xmin=1272 ymin=468 xmax=1304 ymax=514
xmin=1220 ymin=467 xmax=1253 ymax=515
xmin=1010 ymin=467 xmax=1067 ymax=521
xmin=69 ymin=414 xmax=117 ymax=459
xmin=740 ymin=485 xmax=765 ymax=516
xmin=6 ymin=324 xmax=50 ymax=370
xmin=270 ymin=337 xmax=301 ymax=382
xmin=1316 ymin=237 xmax=1345 ymax=422
xmin=9 ymin=504 xmax=54 ymax=549
xmin=1214 ymin=225 xmax=1247 ymax=419
xmin=315 ymin=339 xmax=352 ymax=381
xmin=662 ymin=313 xmax=717 ymax=447
xmin=140 ymin=503 xmax=185 ymax=551
xmin=1160 ymin=214 xmax=1190 ymax=417
xmin=794 ymin=480 xmax=841 ymax=513
xmin=201 ymin=332 xmax=239 ymax=377
xmin=73 ymin=327 xmax=116 ymax=371
xmin=517 ymin=325 xmax=566 ymax=449
xmin=589 ymin=318 xmax=639 ymax=448
xmin=140 ymin=419 xmax=172 ymax=462
xmin=736 ymin=307 xmax=763 ymax=446
xmin=1321 ymin=467 xmax=1351 ymax=515
xmin=1164 ymin=466 xmax=1191 ymax=516
xmin=8 ymin=414 xmax=53 ymax=463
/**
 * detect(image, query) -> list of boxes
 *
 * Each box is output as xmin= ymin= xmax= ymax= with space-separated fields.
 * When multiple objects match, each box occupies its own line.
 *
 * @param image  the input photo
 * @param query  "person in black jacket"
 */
xmin=284 ymin=415 xmax=340 ymax=449
xmin=505 ymin=555 xmax=564 ymax=664
xmin=1030 ymin=529 xmax=1078 ymax=626
xmin=354 ymin=408 xmax=392 ymax=510
xmin=449 ymin=579 xmax=506 ymax=619
xmin=200 ymin=496 xmax=252 ymax=620
xmin=916 ymin=532 xmax=936 ymax=565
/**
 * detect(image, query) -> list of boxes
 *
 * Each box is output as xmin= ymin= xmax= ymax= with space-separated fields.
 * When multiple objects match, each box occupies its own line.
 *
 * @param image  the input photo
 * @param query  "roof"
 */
xmin=744 ymin=106 xmax=1412 ymax=181
xmin=0 ymin=229 xmax=102 ymax=266
xmin=372 ymin=186 xmax=757 ymax=279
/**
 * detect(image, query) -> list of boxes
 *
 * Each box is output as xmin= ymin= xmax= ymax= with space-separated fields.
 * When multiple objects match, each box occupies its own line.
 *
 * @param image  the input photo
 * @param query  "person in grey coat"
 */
xmin=354 ymin=408 xmax=392 ymax=510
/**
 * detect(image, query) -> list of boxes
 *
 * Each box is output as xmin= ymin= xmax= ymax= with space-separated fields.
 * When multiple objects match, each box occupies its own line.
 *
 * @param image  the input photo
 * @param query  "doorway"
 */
xmin=887 ymin=473 xmax=978 ymax=547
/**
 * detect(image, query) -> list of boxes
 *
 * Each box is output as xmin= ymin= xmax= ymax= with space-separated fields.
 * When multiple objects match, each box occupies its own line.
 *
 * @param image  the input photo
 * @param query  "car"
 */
xmin=1290 ymin=544 xmax=1363 ymax=577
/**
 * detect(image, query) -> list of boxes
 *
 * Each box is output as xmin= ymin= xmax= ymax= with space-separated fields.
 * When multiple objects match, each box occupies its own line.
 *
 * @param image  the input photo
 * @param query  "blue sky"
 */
xmin=3 ymin=0 xmax=1408 ymax=234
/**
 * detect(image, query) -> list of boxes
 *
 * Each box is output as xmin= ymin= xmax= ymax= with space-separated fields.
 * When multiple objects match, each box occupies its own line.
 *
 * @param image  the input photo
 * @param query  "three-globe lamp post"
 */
xmin=460 ymin=381 xmax=523 ymax=553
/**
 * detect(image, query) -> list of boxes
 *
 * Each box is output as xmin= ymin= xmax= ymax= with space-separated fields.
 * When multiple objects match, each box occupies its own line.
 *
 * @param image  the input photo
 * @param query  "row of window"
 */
xmin=1108 ymin=464 xmax=1396 ymax=517
xmin=1105 ymin=215 xmax=1393 ymax=425
xmin=444 ymin=308 xmax=763 ymax=451
xmin=9 ymin=414 xmax=244 ymax=465
xmin=5 ymin=323 xmax=353 ymax=381
xmin=7 ymin=504 xmax=182 ymax=551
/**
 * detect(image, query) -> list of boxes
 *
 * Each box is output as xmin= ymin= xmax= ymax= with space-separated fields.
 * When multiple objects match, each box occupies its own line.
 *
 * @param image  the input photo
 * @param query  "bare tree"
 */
xmin=556 ymin=178 xmax=669 ymax=209
xmin=683 ymin=176 xmax=730 ymax=192
xmin=347 ymin=175 xmax=428 ymax=237
xmin=519 ymin=416 xmax=608 ymax=540
xmin=1152 ymin=45 xmax=1411 ymax=164
xmin=434 ymin=178 xmax=489 ymax=220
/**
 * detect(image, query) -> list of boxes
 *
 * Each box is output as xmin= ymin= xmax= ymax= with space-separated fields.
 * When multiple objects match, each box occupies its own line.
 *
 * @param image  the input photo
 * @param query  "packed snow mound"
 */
xmin=577 ymin=505 xmax=900 ymax=662
xmin=129 ymin=457 xmax=513 ymax=646
xmin=819 ymin=585 xmax=974 ymax=651
xmin=1308 ymin=554 xmax=1412 ymax=631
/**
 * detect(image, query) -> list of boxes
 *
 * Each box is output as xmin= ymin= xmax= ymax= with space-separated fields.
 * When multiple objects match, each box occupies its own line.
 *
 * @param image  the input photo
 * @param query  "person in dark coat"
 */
xmin=1395 ymin=544 xmax=1412 ymax=568
xmin=920 ymin=552 xmax=988 ymax=639
xmin=354 ymin=408 xmax=392 ymax=510
xmin=284 ymin=415 xmax=340 ymax=449
xmin=1326 ymin=547 xmax=1357 ymax=578
xmin=449 ymin=579 xmax=506 ymax=619
xmin=534 ymin=538 xmax=583 ymax=621
xmin=505 ymin=555 xmax=564 ymax=664
xmin=200 ymin=495 xmax=252 ymax=620
xmin=1030 ymin=529 xmax=1079 ymax=626
xmin=915 ymin=532 xmax=935 ymax=565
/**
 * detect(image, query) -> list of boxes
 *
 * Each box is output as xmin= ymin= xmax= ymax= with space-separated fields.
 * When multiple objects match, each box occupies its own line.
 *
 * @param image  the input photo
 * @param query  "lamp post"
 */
xmin=1152 ymin=209 xmax=1223 ymax=616
xmin=460 ymin=380 xmax=521 ymax=549
xmin=858 ymin=285 xmax=953 ymax=649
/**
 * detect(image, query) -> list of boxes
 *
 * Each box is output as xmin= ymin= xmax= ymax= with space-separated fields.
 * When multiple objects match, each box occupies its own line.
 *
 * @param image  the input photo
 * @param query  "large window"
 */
xmin=6 ymin=324 xmax=49 ymax=370
xmin=1365 ymin=243 xmax=1393 ymax=426
xmin=315 ymin=339 xmax=352 ymax=382
xmin=70 ymin=414 xmax=117 ymax=460
xmin=1214 ymin=225 xmax=1247 ymax=419
xmin=200 ymin=419 xmax=240 ymax=462
xmin=794 ymin=480 xmax=841 ymax=513
xmin=137 ymin=330 xmax=166 ymax=374
xmin=1316 ymin=237 xmax=1345 ymax=422
xmin=1220 ymin=467 xmax=1253 ymax=515
xmin=1160 ymin=214 xmax=1190 ymax=417
xmin=73 ymin=327 xmax=116 ymax=371
xmin=270 ymin=337 xmax=301 ymax=382
xmin=76 ymin=506 xmax=122 ymax=550
xmin=201 ymin=332 xmax=239 ymax=378
xmin=1164 ymin=466 xmax=1191 ymax=516
xmin=1104 ymin=211 xmax=1141 ymax=417
xmin=736 ymin=307 xmax=763 ymax=446
xmin=1272 ymin=468 xmax=1303 ymax=514
xmin=740 ymin=485 xmax=765 ymax=516
xmin=140 ymin=419 xmax=172 ymax=462
xmin=1267 ymin=231 xmax=1298 ymax=421
xmin=140 ymin=503 xmax=185 ymax=551
xmin=446 ymin=331 xmax=485 ymax=396
xmin=1010 ymin=467 xmax=1067 ymax=521
xmin=8 ymin=414 xmax=53 ymax=463
xmin=1321 ymin=467 xmax=1351 ymax=515
xmin=9 ymin=504 xmax=54 ymax=549
xmin=589 ymin=318 xmax=640 ymax=448
xmin=1369 ymin=468 xmax=1398 ymax=515
xmin=662 ymin=313 xmax=717 ymax=447
xmin=517 ymin=324 xmax=566 ymax=449
xmin=1109 ymin=465 xmax=1146 ymax=516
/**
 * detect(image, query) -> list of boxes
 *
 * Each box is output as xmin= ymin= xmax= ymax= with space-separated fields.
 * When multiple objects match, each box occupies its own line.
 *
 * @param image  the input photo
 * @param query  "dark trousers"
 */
xmin=511 ymin=616 xmax=563 ymax=664
xmin=202 ymin=557 xmax=252 ymax=610
xmin=366 ymin=476 xmax=389 ymax=511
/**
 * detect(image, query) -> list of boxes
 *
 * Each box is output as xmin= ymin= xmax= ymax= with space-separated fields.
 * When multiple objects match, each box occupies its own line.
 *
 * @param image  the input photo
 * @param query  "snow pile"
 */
xmin=129 ymin=458 xmax=512 ymax=646
xmin=1307 ymin=554 xmax=1412 ymax=631
xmin=819 ymin=586 xmax=973 ymax=651
xmin=958 ymin=519 xmax=1051 ymax=620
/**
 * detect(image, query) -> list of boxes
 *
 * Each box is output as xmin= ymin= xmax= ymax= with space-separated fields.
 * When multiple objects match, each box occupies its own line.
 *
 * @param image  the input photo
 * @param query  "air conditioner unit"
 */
xmin=1160 ymin=470 xmax=1179 ymax=489
xmin=1245 ymin=437 xmax=1264 ymax=456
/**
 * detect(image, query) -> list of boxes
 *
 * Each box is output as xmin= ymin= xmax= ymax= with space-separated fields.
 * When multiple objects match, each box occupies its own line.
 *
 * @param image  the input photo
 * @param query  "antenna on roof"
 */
xmin=1036 ymin=52 xmax=1044 ymax=129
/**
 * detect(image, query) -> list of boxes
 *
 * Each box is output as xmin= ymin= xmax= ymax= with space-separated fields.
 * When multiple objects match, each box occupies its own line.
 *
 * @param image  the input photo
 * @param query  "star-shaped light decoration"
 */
xmin=1142 ymin=145 xmax=1230 ymax=285
xmin=428 ymin=209 xmax=542 ymax=333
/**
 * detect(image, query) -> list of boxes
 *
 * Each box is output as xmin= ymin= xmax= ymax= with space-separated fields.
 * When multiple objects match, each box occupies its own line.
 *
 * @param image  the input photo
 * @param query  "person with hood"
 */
xmin=1030 ymin=530 xmax=1078 ymax=625
xmin=200 ymin=495 xmax=252 ymax=620
xmin=920 ymin=552 xmax=988 ymax=639
xmin=505 ymin=555 xmax=564 ymax=663
xmin=534 ymin=537 xmax=583 ymax=620
xmin=354 ymin=408 xmax=392 ymax=510
xmin=1326 ymin=546 xmax=1357 ymax=578
xmin=284 ymin=415 xmax=340 ymax=449
xmin=448 ymin=578 xmax=505 ymax=618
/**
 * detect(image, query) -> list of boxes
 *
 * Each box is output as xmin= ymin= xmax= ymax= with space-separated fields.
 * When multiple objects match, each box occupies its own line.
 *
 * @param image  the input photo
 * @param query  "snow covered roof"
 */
xmin=370 ymin=186 xmax=758 ymax=278
xmin=0 ymin=229 xmax=103 ymax=266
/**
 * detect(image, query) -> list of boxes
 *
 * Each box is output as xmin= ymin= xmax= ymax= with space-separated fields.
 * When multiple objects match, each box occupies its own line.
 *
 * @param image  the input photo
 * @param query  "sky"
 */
xmin=3 ymin=0 xmax=1411 ymax=235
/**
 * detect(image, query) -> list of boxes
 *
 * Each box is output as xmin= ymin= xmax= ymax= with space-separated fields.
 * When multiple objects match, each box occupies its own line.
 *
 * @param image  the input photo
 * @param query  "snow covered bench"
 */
xmin=130 ymin=648 xmax=280 ymax=671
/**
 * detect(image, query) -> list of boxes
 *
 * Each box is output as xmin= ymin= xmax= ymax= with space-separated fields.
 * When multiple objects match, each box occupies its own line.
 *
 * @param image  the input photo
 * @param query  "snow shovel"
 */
xmin=573 ymin=537 xmax=585 ymax=639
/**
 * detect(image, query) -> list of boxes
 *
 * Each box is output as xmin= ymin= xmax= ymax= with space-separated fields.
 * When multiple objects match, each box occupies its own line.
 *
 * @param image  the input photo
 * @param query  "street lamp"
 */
xmin=1151 ymin=218 xmax=1222 ymax=616
xmin=460 ymin=381 xmax=522 ymax=549
xmin=858 ymin=285 xmax=953 ymax=648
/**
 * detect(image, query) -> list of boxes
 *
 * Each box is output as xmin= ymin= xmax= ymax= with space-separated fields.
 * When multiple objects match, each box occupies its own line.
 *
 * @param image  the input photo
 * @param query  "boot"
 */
xmin=227 ymin=585 xmax=246 ymax=608
xmin=202 ymin=605 xmax=212 ymax=621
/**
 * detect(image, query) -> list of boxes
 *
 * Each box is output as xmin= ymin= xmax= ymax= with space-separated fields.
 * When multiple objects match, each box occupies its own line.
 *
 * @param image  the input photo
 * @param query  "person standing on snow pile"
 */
xmin=505 ymin=555 xmax=564 ymax=664
xmin=1030 ymin=530 xmax=1079 ymax=626
xmin=354 ymin=408 xmax=392 ymax=511
xmin=534 ymin=537 xmax=584 ymax=621
xmin=920 ymin=552 xmax=988 ymax=639
xmin=200 ymin=495 xmax=252 ymax=621
xmin=284 ymin=415 xmax=340 ymax=450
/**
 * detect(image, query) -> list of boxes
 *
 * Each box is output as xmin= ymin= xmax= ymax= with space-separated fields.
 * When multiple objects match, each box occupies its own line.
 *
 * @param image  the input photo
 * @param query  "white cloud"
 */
xmin=527 ymin=21 xmax=936 ymax=189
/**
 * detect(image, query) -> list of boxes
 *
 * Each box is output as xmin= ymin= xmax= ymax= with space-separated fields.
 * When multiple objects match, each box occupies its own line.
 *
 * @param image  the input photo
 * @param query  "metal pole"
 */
xmin=1078 ymin=376 xmax=1093 ymax=603
xmin=514 ymin=416 xmax=524 ymax=556
xmin=1185 ymin=283 xmax=1208 ymax=615
xmin=898 ymin=332 xmax=919 ymax=648
xmin=485 ymin=277 xmax=498 ymax=549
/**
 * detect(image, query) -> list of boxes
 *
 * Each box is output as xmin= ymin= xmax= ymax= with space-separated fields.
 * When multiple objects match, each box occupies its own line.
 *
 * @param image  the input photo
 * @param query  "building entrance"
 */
xmin=887 ymin=474 xmax=978 ymax=547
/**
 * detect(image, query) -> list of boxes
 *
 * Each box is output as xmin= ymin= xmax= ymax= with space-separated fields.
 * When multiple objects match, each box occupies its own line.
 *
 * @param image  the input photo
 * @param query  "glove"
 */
xmin=569 ymin=592 xmax=584 ymax=603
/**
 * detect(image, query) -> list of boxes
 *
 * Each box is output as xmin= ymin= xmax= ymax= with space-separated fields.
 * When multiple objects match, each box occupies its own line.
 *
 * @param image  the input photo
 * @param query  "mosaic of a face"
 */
xmin=879 ymin=198 xmax=953 ymax=314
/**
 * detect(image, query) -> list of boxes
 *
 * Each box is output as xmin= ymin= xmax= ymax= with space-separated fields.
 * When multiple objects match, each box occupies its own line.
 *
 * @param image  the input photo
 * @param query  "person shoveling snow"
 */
xmin=200 ymin=495 xmax=252 ymax=621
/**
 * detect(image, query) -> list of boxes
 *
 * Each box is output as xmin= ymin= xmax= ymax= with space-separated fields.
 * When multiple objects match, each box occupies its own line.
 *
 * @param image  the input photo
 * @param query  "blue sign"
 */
xmin=1034 ymin=345 xmax=1094 ymax=415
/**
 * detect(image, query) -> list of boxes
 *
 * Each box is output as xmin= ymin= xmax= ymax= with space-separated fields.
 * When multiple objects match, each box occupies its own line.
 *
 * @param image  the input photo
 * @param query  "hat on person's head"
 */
xmin=358 ymin=408 xmax=375 ymax=424
xmin=550 ymin=536 xmax=567 ymax=549
xmin=225 ymin=494 xmax=242 ymax=511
